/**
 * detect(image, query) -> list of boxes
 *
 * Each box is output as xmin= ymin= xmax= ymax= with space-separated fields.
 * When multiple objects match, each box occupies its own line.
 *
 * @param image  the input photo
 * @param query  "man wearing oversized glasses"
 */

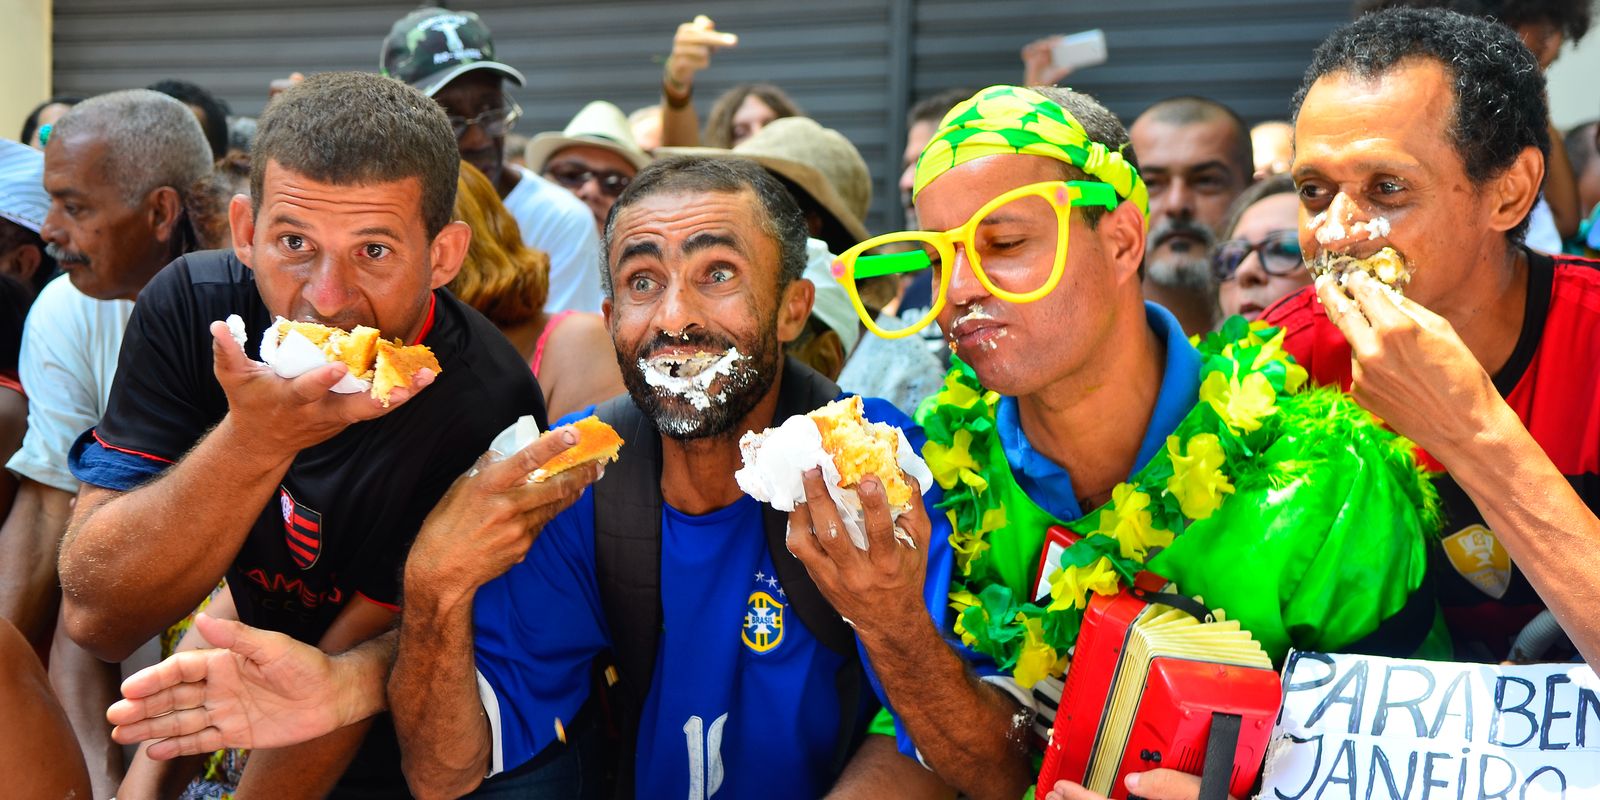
xmin=790 ymin=86 xmax=1448 ymax=799
xmin=381 ymin=7 xmax=604 ymax=314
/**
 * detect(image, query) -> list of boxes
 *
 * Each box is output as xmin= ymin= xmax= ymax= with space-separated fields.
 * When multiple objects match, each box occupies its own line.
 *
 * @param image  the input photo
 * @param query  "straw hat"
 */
xmin=658 ymin=116 xmax=871 ymax=244
xmin=525 ymin=101 xmax=653 ymax=173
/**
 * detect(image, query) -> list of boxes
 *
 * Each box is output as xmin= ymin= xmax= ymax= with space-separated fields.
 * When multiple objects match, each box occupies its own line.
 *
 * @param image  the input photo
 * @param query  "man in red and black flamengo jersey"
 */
xmin=1261 ymin=8 xmax=1600 ymax=666
xmin=54 ymin=73 xmax=586 ymax=796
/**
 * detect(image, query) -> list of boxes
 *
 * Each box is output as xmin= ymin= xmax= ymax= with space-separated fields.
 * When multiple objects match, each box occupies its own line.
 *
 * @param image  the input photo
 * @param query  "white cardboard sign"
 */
xmin=1259 ymin=652 xmax=1599 ymax=799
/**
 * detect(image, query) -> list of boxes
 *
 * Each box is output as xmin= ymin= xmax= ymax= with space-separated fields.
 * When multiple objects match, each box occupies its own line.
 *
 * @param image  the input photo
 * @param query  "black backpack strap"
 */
xmin=593 ymin=394 xmax=664 ymax=800
xmin=1196 ymin=711 xmax=1243 ymax=800
xmin=762 ymin=358 xmax=877 ymax=777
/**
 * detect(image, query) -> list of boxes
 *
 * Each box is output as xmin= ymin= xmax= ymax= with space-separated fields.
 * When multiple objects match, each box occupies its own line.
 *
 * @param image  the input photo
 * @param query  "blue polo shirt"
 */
xmin=998 ymin=302 xmax=1201 ymax=521
xmin=868 ymin=301 xmax=1202 ymax=758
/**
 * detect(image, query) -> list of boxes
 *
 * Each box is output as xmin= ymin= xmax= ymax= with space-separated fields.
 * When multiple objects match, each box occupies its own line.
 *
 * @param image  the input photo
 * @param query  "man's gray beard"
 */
xmin=1145 ymin=252 xmax=1216 ymax=293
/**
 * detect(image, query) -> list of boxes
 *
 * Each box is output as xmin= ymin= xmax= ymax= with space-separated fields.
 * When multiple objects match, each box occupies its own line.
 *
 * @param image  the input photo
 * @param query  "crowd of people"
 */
xmin=0 ymin=1 xmax=1597 ymax=798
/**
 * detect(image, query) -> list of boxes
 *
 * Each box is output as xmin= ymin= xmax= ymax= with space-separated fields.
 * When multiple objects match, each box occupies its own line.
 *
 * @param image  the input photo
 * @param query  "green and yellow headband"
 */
xmin=912 ymin=85 xmax=1149 ymax=225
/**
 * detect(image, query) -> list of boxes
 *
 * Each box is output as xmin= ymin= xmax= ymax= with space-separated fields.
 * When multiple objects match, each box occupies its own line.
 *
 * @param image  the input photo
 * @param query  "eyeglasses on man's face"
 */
xmin=544 ymin=163 xmax=633 ymax=198
xmin=1211 ymin=230 xmax=1303 ymax=282
xmin=831 ymin=180 xmax=1121 ymax=339
xmin=447 ymin=96 xmax=522 ymax=140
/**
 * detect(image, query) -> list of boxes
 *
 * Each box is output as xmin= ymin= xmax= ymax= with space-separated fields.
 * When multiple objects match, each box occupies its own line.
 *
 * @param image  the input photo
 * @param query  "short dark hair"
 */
xmin=1294 ymin=7 xmax=1550 ymax=241
xmin=149 ymin=79 xmax=232 ymax=160
xmin=1134 ymin=96 xmax=1253 ymax=184
xmin=1353 ymin=0 xmax=1590 ymax=43
xmin=601 ymin=156 xmax=808 ymax=299
xmin=251 ymin=72 xmax=459 ymax=238
xmin=909 ymin=88 xmax=974 ymax=128
xmin=1033 ymin=86 xmax=1139 ymax=229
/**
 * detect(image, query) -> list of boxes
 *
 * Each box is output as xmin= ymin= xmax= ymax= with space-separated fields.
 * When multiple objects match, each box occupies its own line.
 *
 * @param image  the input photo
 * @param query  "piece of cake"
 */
xmin=532 ymin=416 xmax=624 ymax=482
xmin=267 ymin=319 xmax=385 ymax=380
xmin=1308 ymin=246 xmax=1411 ymax=292
xmin=808 ymin=396 xmax=914 ymax=507
xmin=370 ymin=338 xmax=442 ymax=407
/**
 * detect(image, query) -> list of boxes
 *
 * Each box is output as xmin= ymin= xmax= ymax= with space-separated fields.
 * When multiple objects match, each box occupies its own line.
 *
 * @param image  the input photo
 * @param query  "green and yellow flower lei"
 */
xmin=917 ymin=317 xmax=1386 ymax=688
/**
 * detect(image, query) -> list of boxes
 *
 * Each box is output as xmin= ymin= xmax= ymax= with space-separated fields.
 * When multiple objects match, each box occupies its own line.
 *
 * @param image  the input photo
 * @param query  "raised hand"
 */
xmin=1022 ymin=36 xmax=1076 ymax=87
xmin=665 ymin=15 xmax=739 ymax=97
xmin=785 ymin=470 xmax=931 ymax=639
xmin=1313 ymin=270 xmax=1507 ymax=461
xmin=402 ymin=424 xmax=604 ymax=608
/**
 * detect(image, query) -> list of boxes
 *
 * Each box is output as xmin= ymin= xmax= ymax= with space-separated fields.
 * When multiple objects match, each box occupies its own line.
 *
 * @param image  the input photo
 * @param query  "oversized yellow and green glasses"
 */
xmin=831 ymin=180 xmax=1121 ymax=338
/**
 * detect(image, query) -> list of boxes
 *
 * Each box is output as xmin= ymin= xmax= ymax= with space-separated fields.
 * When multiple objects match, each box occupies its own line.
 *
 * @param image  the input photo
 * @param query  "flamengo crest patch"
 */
xmin=279 ymin=486 xmax=323 ymax=570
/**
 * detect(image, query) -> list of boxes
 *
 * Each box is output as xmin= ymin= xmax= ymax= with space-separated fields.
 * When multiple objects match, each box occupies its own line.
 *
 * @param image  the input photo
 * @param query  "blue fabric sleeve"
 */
xmin=473 ymin=488 xmax=611 ymax=776
xmin=67 ymin=429 xmax=168 ymax=491
xmin=855 ymin=396 xmax=987 ymax=758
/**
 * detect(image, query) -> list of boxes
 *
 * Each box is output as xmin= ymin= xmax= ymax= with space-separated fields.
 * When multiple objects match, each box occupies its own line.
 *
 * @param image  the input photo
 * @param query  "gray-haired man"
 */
xmin=0 ymin=88 xmax=213 ymax=797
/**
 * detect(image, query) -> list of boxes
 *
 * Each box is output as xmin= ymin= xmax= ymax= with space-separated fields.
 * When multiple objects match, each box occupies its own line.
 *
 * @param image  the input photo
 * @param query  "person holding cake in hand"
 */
xmin=55 ymin=72 xmax=563 ymax=795
xmin=792 ymin=84 xmax=1454 ymax=800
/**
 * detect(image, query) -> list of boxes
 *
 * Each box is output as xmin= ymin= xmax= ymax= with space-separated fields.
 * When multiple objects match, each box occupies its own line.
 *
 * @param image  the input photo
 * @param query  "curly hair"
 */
xmin=1294 ymin=7 xmax=1550 ymax=241
xmin=1352 ymin=0 xmax=1590 ymax=43
xmin=701 ymin=83 xmax=802 ymax=149
xmin=447 ymin=161 xmax=550 ymax=327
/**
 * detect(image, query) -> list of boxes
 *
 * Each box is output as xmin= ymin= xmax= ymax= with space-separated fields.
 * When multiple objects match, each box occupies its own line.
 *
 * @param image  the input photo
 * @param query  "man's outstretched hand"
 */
xmin=107 ymin=613 xmax=366 ymax=759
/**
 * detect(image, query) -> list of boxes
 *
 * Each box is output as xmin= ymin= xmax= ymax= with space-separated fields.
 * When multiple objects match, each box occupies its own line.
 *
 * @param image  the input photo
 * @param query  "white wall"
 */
xmin=1547 ymin=24 xmax=1600 ymax=131
xmin=0 ymin=0 xmax=51 ymax=143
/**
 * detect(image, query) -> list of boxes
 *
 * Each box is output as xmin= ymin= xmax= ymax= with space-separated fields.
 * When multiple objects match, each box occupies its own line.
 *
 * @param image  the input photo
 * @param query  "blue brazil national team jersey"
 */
xmin=472 ymin=398 xmax=946 ymax=799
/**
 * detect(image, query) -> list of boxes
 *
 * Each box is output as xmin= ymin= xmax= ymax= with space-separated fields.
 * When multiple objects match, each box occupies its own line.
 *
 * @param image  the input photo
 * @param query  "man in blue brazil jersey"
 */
xmin=104 ymin=157 xmax=948 ymax=799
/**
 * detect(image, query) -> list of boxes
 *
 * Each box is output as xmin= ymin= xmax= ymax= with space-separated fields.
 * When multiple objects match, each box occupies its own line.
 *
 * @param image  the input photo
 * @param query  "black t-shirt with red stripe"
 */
xmin=69 ymin=250 xmax=542 ymax=642
xmin=1261 ymin=248 xmax=1600 ymax=661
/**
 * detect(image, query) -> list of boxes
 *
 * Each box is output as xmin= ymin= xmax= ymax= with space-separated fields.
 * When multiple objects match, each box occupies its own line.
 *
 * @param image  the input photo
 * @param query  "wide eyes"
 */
xmin=280 ymin=234 xmax=306 ymax=251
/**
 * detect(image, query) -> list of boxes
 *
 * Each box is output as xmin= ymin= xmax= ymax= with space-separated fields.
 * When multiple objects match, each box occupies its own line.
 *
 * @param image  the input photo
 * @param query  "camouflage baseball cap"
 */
xmin=380 ymin=7 xmax=526 ymax=97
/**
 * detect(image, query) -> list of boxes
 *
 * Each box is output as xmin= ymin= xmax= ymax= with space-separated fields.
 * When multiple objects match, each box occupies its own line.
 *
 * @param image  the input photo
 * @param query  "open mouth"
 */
xmin=638 ymin=347 xmax=749 ymax=411
xmin=646 ymin=351 xmax=731 ymax=380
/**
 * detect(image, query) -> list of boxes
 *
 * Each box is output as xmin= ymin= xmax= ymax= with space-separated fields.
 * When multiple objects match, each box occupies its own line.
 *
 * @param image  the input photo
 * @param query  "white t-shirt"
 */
xmin=503 ymin=166 xmax=604 ymax=314
xmin=7 ymin=275 xmax=135 ymax=493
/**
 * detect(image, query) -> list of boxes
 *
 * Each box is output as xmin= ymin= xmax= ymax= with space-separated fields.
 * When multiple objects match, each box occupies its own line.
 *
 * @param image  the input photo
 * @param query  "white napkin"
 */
xmin=248 ymin=315 xmax=370 ymax=394
xmin=735 ymin=413 xmax=933 ymax=551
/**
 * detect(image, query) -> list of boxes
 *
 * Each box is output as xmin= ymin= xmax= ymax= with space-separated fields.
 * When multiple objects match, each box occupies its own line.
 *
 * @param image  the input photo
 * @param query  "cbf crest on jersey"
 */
xmin=742 ymin=571 xmax=786 ymax=653
xmin=279 ymin=485 xmax=323 ymax=570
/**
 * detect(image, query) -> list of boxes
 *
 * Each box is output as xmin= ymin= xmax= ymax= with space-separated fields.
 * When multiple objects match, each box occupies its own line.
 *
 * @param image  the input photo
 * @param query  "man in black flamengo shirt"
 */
xmin=57 ymin=72 xmax=542 ymax=796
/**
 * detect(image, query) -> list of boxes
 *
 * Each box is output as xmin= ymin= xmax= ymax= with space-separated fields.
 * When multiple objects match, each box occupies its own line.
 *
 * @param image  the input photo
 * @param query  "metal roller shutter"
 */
xmin=911 ymin=0 xmax=1353 ymax=126
xmin=53 ymin=0 xmax=1351 ymax=233
xmin=51 ymin=0 xmax=900 ymax=231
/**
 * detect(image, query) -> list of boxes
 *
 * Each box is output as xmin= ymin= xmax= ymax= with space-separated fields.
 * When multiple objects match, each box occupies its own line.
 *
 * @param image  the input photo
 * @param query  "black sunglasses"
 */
xmin=1212 ymin=230 xmax=1303 ymax=281
xmin=543 ymin=163 xmax=633 ymax=198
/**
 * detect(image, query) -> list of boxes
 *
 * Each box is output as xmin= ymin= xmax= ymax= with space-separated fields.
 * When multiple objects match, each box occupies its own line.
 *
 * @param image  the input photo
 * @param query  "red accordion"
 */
xmin=1036 ymin=575 xmax=1283 ymax=799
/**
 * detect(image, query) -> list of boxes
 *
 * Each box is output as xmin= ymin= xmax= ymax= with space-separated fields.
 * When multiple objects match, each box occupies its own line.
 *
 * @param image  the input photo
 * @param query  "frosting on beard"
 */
xmin=637 ymin=347 xmax=748 ymax=412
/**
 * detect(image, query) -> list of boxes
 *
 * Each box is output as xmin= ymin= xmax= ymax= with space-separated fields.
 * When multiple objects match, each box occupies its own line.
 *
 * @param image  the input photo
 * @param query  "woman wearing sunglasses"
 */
xmin=1212 ymin=174 xmax=1306 ymax=320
